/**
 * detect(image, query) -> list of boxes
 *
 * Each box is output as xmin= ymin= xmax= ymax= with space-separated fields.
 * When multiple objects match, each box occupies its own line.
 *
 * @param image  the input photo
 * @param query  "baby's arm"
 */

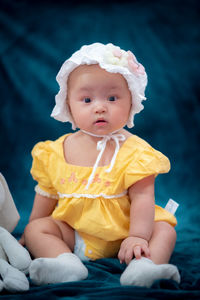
xmin=19 ymin=193 xmax=58 ymax=245
xmin=118 ymin=175 xmax=155 ymax=264
xmin=28 ymin=193 xmax=58 ymax=222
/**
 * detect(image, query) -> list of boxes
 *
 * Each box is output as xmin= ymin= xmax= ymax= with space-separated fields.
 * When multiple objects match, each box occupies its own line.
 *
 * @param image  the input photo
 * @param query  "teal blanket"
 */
xmin=0 ymin=0 xmax=200 ymax=298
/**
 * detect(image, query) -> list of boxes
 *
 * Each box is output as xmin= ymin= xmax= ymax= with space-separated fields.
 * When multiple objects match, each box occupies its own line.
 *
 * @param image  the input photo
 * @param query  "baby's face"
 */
xmin=67 ymin=64 xmax=132 ymax=135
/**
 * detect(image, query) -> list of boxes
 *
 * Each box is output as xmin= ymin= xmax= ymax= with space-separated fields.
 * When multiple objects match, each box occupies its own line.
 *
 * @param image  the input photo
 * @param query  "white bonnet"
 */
xmin=51 ymin=42 xmax=148 ymax=129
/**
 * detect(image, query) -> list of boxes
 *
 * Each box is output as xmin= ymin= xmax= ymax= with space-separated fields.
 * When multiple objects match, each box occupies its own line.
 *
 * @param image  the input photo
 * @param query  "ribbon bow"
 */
xmin=84 ymin=131 xmax=126 ymax=190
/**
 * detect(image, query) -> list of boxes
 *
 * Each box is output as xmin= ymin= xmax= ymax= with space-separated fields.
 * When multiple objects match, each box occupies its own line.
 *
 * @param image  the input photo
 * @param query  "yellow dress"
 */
xmin=31 ymin=134 xmax=177 ymax=260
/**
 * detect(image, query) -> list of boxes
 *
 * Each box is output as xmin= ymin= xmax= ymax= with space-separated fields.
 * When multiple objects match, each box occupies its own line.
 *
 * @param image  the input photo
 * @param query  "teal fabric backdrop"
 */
xmin=0 ymin=0 xmax=200 ymax=298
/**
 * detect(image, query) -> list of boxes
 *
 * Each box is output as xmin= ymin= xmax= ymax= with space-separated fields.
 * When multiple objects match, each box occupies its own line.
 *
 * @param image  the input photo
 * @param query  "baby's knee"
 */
xmin=24 ymin=217 xmax=52 ymax=239
xmin=24 ymin=217 xmax=63 ymax=241
xmin=24 ymin=218 xmax=42 ymax=239
xmin=164 ymin=222 xmax=177 ymax=240
xmin=155 ymin=221 xmax=177 ymax=242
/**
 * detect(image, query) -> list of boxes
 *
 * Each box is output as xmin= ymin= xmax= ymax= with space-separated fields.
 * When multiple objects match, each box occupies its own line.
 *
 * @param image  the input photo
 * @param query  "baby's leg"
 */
xmin=120 ymin=221 xmax=180 ymax=287
xmin=24 ymin=216 xmax=75 ymax=258
xmin=24 ymin=217 xmax=88 ymax=285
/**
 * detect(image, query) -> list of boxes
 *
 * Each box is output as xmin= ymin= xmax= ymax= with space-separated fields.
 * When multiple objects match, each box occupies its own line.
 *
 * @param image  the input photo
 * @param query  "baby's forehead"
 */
xmin=68 ymin=64 xmax=127 ymax=87
xmin=68 ymin=64 xmax=106 ymax=79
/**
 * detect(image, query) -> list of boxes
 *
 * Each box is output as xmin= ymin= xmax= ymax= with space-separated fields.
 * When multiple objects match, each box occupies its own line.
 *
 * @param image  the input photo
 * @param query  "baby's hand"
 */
xmin=118 ymin=236 xmax=150 ymax=265
xmin=18 ymin=233 xmax=25 ymax=246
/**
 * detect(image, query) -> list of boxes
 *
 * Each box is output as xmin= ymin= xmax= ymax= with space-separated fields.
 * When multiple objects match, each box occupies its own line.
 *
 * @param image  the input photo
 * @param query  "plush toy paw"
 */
xmin=0 ymin=173 xmax=31 ymax=292
xmin=0 ymin=259 xmax=29 ymax=292
xmin=0 ymin=245 xmax=7 ymax=261
xmin=0 ymin=227 xmax=32 ymax=274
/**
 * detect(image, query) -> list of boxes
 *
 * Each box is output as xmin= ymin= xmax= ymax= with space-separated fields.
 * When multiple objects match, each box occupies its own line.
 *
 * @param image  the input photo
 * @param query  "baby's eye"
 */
xmin=83 ymin=97 xmax=91 ymax=103
xmin=108 ymin=96 xmax=117 ymax=101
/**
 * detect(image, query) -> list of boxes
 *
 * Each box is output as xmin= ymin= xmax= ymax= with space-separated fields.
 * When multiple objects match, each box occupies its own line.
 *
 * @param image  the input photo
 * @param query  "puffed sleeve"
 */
xmin=124 ymin=139 xmax=170 ymax=189
xmin=30 ymin=141 xmax=58 ymax=198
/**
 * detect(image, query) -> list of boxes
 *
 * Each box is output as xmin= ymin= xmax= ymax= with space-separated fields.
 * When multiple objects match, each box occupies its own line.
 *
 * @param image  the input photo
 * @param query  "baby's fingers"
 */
xmin=18 ymin=234 xmax=25 ymax=246
xmin=118 ymin=248 xmax=135 ymax=265
xmin=133 ymin=245 xmax=142 ymax=260
xmin=142 ymin=244 xmax=151 ymax=258
xmin=118 ymin=248 xmax=125 ymax=264
xmin=134 ymin=244 xmax=150 ymax=260
xmin=124 ymin=248 xmax=135 ymax=265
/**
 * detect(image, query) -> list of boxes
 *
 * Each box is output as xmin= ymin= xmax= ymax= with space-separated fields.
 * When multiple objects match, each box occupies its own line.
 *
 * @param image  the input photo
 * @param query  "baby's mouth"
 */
xmin=95 ymin=119 xmax=107 ymax=124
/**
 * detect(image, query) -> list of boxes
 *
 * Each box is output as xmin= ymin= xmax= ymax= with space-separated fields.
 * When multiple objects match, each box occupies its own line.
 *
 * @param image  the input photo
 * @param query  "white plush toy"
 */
xmin=0 ymin=173 xmax=32 ymax=293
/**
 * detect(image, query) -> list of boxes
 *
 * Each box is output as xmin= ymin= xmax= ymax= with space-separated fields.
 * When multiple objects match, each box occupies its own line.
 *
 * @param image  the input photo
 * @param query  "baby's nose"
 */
xmin=94 ymin=101 xmax=107 ymax=113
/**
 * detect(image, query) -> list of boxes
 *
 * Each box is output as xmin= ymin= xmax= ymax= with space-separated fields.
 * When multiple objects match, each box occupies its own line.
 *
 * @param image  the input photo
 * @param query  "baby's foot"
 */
xmin=120 ymin=257 xmax=180 ymax=288
xmin=0 ymin=259 xmax=29 ymax=292
xmin=29 ymin=253 xmax=88 ymax=285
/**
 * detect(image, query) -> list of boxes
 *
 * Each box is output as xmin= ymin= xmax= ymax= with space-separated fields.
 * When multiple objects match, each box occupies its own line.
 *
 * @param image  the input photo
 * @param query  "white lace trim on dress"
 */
xmin=58 ymin=190 xmax=127 ymax=199
xmin=35 ymin=184 xmax=59 ymax=199
xmin=35 ymin=184 xmax=127 ymax=200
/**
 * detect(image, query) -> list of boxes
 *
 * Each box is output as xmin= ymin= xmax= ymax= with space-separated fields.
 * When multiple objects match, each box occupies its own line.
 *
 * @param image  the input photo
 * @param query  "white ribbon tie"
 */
xmin=81 ymin=130 xmax=125 ymax=190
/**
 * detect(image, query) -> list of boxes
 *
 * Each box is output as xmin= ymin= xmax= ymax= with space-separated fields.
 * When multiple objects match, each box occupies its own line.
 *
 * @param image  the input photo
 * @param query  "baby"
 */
xmin=21 ymin=43 xmax=180 ymax=287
